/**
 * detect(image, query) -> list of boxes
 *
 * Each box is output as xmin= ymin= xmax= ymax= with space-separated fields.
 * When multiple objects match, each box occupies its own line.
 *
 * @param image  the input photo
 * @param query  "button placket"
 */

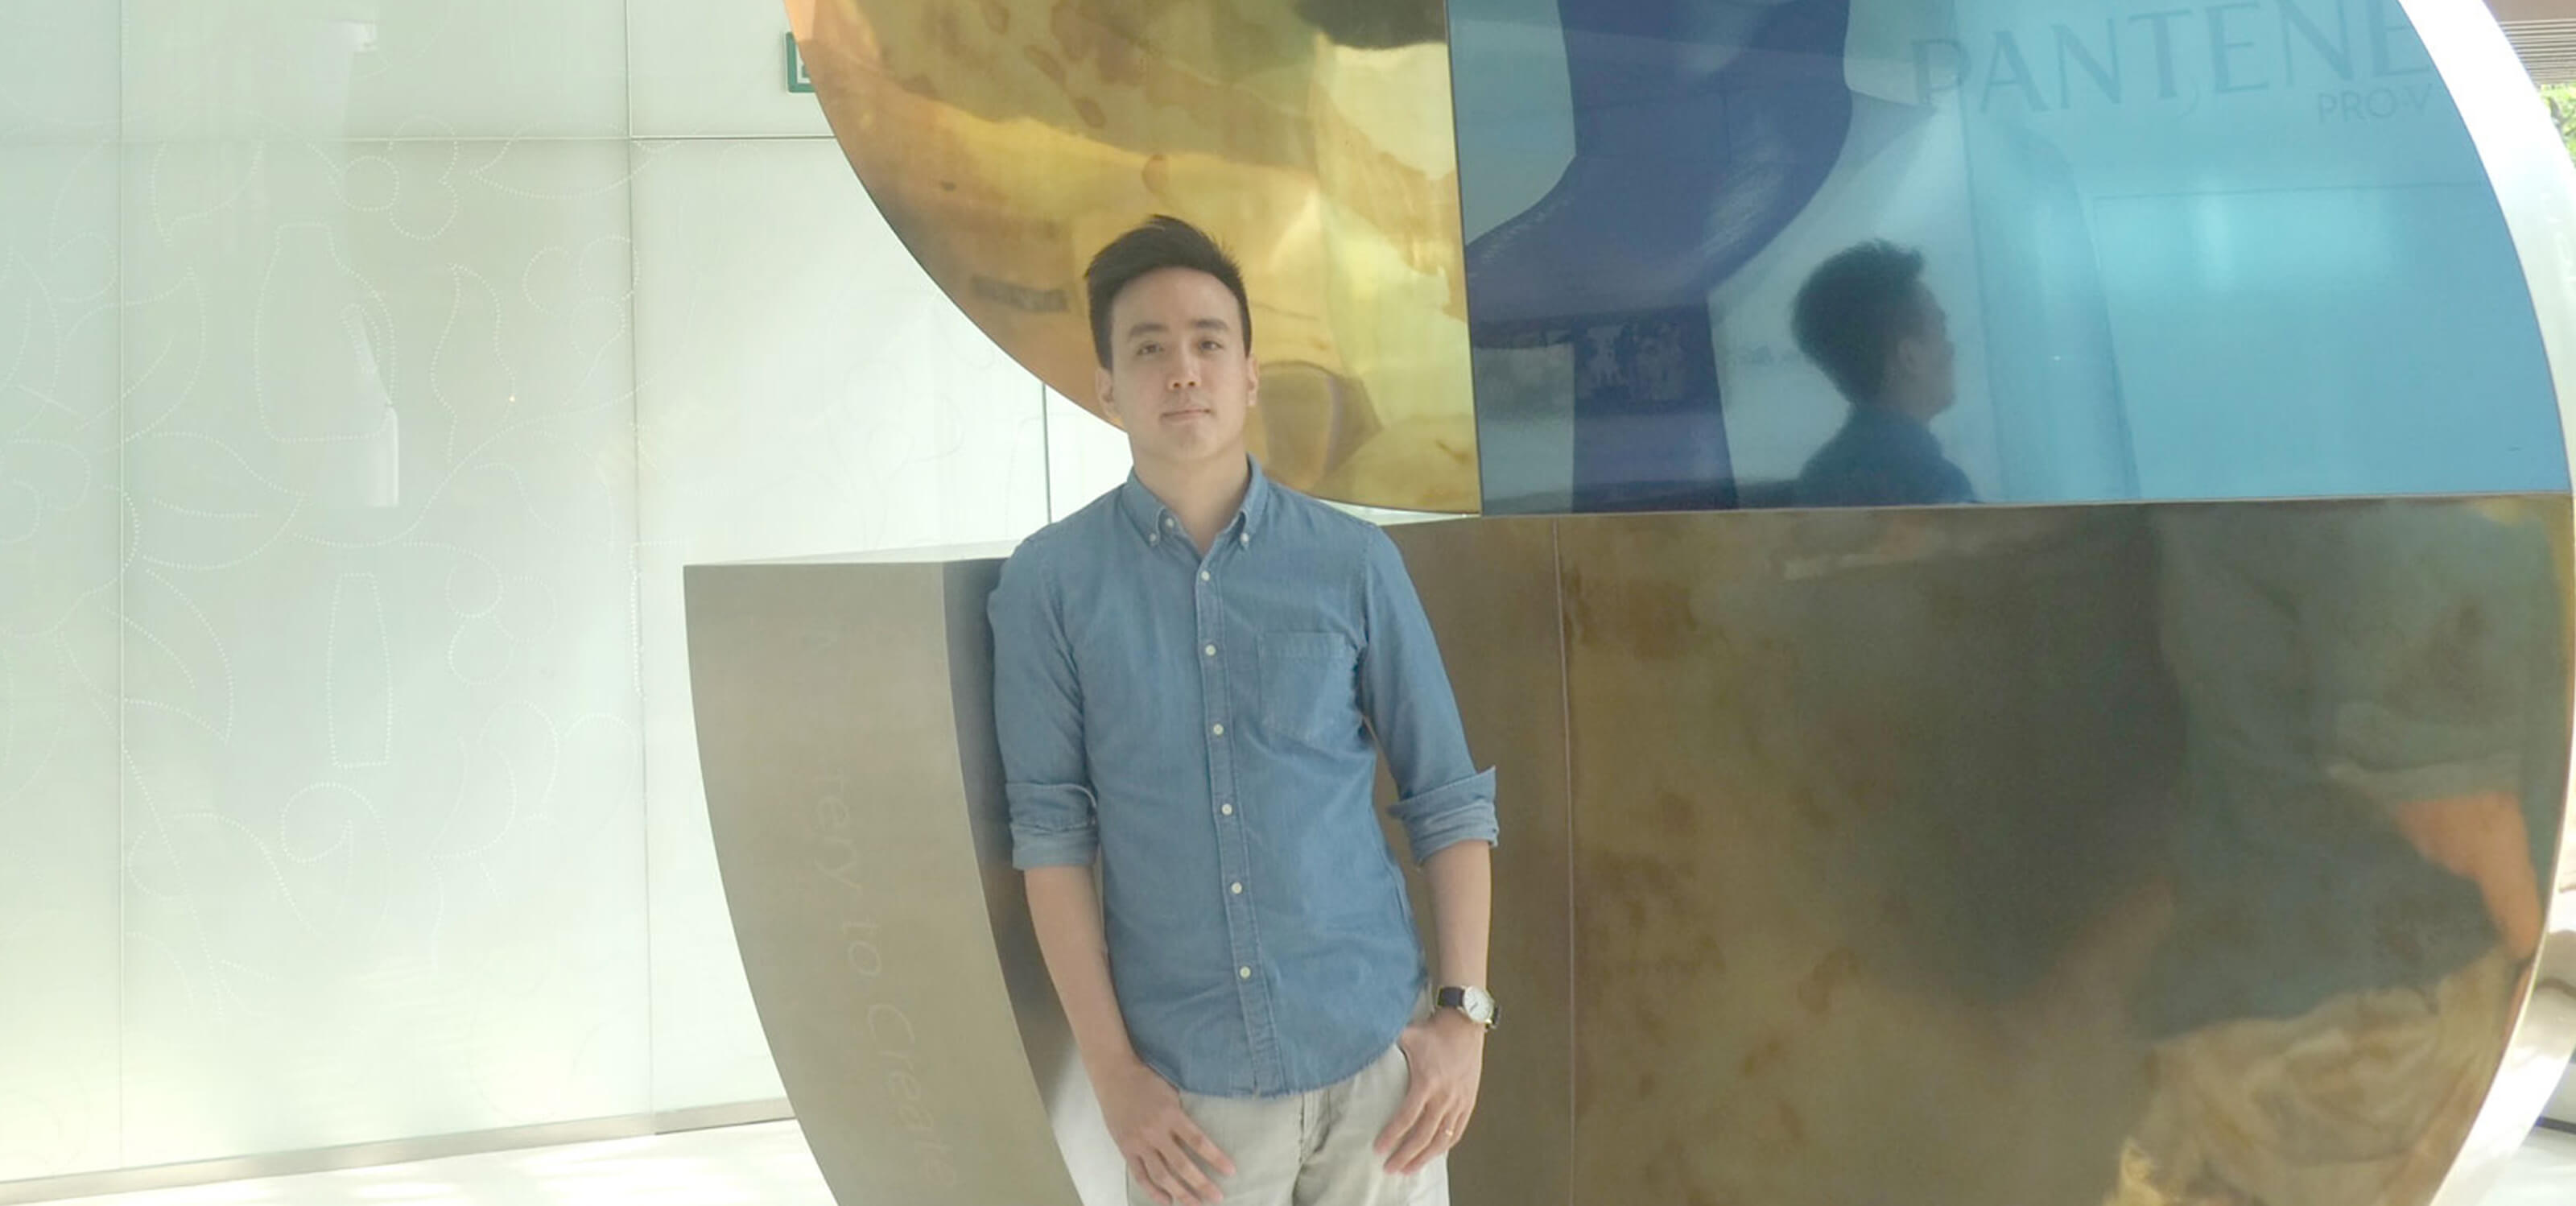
xmin=1196 ymin=537 xmax=1274 ymax=1087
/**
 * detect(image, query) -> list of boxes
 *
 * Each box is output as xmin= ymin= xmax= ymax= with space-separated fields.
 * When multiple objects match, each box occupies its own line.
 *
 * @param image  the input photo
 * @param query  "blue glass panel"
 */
xmin=1455 ymin=0 xmax=2567 ymax=512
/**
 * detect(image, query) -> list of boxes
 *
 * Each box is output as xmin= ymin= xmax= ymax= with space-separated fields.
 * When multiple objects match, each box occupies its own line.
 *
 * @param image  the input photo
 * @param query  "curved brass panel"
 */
xmin=791 ymin=0 xmax=1481 ymax=513
xmin=1546 ymin=497 xmax=2569 ymax=1206
xmin=685 ymin=557 xmax=1114 ymax=1206
xmin=2404 ymin=0 xmax=2576 ymax=1167
xmin=688 ymin=494 xmax=2572 ymax=1206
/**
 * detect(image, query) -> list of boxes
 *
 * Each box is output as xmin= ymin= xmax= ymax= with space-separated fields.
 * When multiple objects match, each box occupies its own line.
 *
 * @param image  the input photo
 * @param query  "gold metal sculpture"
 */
xmin=744 ymin=3 xmax=2576 ymax=1204
xmin=788 ymin=0 xmax=1480 ymax=512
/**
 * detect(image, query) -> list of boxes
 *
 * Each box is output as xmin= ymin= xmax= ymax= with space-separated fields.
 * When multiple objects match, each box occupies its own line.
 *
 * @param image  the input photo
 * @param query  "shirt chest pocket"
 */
xmin=1257 ymin=631 xmax=1363 ymax=748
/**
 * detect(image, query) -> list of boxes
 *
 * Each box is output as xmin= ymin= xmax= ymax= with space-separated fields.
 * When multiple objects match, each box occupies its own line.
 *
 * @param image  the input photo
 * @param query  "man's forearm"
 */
xmin=2392 ymin=792 xmax=2544 ymax=960
xmin=1423 ymin=840 xmax=1494 ymax=988
xmin=1025 ymin=865 xmax=1143 ymax=1074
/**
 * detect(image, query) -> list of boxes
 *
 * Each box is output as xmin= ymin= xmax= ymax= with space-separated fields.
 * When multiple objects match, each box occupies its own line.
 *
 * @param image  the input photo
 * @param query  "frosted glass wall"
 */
xmin=0 ymin=0 xmax=122 ymax=1177
xmin=0 ymin=0 xmax=1137 ymax=1184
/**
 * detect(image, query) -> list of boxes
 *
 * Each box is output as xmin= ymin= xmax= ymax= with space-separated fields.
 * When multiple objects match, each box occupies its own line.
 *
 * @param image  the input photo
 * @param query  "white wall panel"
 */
xmin=122 ymin=0 xmax=627 ymax=142
xmin=114 ymin=138 xmax=646 ymax=1166
xmin=627 ymin=0 xmax=831 ymax=139
xmin=630 ymin=136 xmax=1045 ymax=1112
xmin=0 ymin=138 xmax=123 ymax=1184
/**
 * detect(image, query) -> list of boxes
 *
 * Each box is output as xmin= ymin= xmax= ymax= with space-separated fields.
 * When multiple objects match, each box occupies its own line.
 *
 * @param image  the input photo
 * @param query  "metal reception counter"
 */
xmin=687 ymin=498 xmax=2574 ymax=1206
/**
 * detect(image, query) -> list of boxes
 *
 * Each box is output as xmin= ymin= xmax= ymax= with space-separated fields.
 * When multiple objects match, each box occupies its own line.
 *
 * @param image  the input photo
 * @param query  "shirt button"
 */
xmin=1238 ymin=533 xmax=1249 ymax=545
xmin=1230 ymin=882 xmax=1243 ymax=894
xmin=1163 ymin=516 xmax=1174 ymax=529
xmin=1203 ymin=644 xmax=1216 ymax=657
xmin=1199 ymin=570 xmax=1212 ymax=582
xmin=1238 ymin=966 xmax=1253 ymax=980
xmin=1220 ymin=803 xmax=1234 ymax=816
xmin=1211 ymin=723 xmax=1224 ymax=737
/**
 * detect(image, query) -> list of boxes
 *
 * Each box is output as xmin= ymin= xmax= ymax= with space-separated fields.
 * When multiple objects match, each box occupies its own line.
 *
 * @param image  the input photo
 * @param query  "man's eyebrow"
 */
xmin=1124 ymin=317 xmax=1233 ymax=340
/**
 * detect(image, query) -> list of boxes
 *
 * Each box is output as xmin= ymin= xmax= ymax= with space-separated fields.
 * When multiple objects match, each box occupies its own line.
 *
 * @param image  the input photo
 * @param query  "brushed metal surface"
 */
xmin=690 ymin=495 xmax=2573 ymax=1205
xmin=1377 ymin=518 xmax=1573 ymax=1206
xmin=685 ymin=559 xmax=1109 ymax=1206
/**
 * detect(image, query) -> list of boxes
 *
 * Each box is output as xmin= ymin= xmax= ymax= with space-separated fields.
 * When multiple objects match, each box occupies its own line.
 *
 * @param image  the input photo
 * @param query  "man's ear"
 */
xmin=1245 ymin=353 xmax=1260 ymax=407
xmin=1891 ymin=335 xmax=1929 ymax=383
xmin=1096 ymin=366 xmax=1125 ymax=429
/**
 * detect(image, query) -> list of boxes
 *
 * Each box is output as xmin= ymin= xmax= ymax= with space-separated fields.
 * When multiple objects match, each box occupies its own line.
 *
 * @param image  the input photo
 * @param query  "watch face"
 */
xmin=1444 ymin=987 xmax=1496 ymax=1026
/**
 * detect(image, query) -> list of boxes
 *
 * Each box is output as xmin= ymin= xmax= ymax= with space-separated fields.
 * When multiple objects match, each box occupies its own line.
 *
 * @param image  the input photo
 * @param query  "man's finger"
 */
xmin=1420 ymin=1109 xmax=1469 ymax=1169
xmin=1375 ymin=1083 xmax=1432 ymax=1154
xmin=2471 ymin=850 xmax=2544 ymax=959
xmin=1156 ymin=1134 xmax=1224 ymax=1205
xmin=1390 ymin=1120 xmax=1443 ymax=1175
xmin=1129 ymin=1151 xmax=1173 ymax=1206
xmin=1385 ymin=1101 xmax=1447 ymax=1175
xmin=1441 ymin=1107 xmax=1474 ymax=1154
xmin=1141 ymin=1148 xmax=1205 ymax=1206
xmin=2484 ymin=877 xmax=2544 ymax=960
xmin=1178 ymin=1118 xmax=1237 ymax=1179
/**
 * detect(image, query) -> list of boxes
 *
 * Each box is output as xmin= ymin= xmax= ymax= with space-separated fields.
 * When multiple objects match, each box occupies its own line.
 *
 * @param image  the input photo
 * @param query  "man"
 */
xmin=2117 ymin=502 xmax=2556 ymax=1206
xmin=989 ymin=215 xmax=1501 ymax=1206
xmin=1789 ymin=241 xmax=1975 ymax=508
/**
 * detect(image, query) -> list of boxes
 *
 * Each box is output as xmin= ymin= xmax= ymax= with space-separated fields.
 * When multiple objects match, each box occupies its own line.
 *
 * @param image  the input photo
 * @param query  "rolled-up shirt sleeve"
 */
xmin=989 ymin=545 xmax=1100 ymax=869
xmin=1357 ymin=527 xmax=1500 ymax=863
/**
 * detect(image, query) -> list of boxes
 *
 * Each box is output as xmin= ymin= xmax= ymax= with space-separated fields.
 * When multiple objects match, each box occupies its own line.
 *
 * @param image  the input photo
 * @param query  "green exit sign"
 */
xmin=785 ymin=34 xmax=812 ymax=93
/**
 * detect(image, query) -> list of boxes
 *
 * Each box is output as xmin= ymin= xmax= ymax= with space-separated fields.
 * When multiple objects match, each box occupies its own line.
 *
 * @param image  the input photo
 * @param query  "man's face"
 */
xmin=1097 ymin=266 xmax=1259 ymax=469
xmin=1894 ymin=283 xmax=1958 ymax=416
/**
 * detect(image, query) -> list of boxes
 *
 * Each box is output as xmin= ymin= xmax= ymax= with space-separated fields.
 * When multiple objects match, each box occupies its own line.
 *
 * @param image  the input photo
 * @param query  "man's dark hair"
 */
xmin=1792 ymin=241 xmax=1929 ymax=405
xmin=1084 ymin=216 xmax=1253 ymax=369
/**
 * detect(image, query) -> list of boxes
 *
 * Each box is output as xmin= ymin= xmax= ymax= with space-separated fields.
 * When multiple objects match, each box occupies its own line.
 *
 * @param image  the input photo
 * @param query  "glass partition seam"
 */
xmin=621 ymin=0 xmax=657 ymax=1108
xmin=1040 ymin=380 xmax=1056 ymax=523
xmin=114 ymin=0 xmax=130 ymax=1171
xmin=1549 ymin=516 xmax=1574 ymax=1204
xmin=1440 ymin=4 xmax=1488 ymax=514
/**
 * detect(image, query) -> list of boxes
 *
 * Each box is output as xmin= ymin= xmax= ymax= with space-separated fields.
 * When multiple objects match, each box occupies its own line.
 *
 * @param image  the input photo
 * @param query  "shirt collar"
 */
xmin=1845 ymin=405 xmax=1942 ymax=450
xmin=1118 ymin=456 xmax=1273 ymax=547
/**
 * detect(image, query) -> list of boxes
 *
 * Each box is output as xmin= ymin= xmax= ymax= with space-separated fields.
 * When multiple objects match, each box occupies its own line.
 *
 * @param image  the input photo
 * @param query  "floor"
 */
xmin=30 ymin=1121 xmax=2576 ymax=1205
xmin=2487 ymin=1127 xmax=2576 ymax=1206
xmin=39 ymin=1125 xmax=834 ymax=1206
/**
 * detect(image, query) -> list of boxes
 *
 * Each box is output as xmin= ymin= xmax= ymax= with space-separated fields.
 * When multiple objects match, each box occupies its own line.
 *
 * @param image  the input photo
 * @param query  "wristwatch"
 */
xmin=1436 ymin=985 xmax=1499 ymax=1030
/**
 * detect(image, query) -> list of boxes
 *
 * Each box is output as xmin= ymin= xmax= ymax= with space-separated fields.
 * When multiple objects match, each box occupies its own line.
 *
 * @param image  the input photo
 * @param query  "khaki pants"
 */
xmin=2118 ymin=950 xmax=2518 ymax=1206
xmin=1131 ymin=1041 xmax=1451 ymax=1206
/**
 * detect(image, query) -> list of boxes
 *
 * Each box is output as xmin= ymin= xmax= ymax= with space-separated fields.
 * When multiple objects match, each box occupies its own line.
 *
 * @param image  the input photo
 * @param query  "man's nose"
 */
xmin=1167 ymin=353 xmax=1200 ymax=390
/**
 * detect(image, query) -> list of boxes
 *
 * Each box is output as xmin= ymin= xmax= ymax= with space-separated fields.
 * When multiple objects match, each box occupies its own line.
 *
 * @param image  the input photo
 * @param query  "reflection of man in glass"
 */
xmin=1789 ymin=242 xmax=1973 ymax=507
xmin=2123 ymin=503 xmax=2557 ymax=1206
xmin=1456 ymin=0 xmax=1857 ymax=511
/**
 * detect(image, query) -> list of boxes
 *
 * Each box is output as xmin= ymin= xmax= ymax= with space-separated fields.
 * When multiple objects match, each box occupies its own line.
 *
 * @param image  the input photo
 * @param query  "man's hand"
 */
xmin=2392 ymin=791 xmax=2544 ymax=960
xmin=1094 ymin=1055 xmax=1233 ymax=1206
xmin=1376 ymin=1010 xmax=1488 ymax=1175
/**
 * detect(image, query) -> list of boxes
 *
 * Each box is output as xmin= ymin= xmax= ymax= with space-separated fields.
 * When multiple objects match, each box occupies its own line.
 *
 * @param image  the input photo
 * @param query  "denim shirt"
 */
xmin=989 ymin=462 xmax=1500 ymax=1099
xmin=1794 ymin=407 xmax=1976 ymax=508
